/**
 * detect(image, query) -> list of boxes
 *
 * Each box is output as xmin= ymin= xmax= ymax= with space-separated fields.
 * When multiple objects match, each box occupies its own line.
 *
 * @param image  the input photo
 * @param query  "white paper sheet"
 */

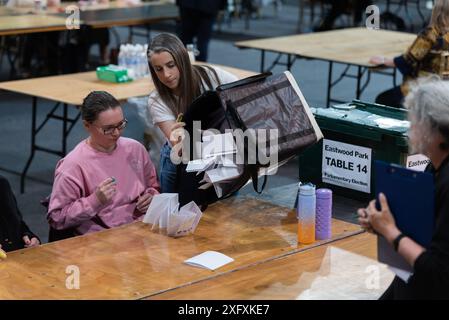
xmin=144 ymin=194 xmax=203 ymax=238
xmin=184 ymin=251 xmax=234 ymax=270
xmin=143 ymin=193 xmax=178 ymax=225
xmin=388 ymin=266 xmax=412 ymax=283
xmin=202 ymin=132 xmax=236 ymax=158
xmin=203 ymin=166 xmax=241 ymax=184
xmin=186 ymin=157 xmax=217 ymax=173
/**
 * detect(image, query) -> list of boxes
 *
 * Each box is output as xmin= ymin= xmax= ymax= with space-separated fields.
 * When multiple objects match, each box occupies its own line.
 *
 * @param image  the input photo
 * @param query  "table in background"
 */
xmin=235 ymin=28 xmax=416 ymax=106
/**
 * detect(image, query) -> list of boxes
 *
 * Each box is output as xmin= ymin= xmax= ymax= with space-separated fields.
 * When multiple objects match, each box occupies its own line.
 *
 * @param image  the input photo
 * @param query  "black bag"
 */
xmin=178 ymin=71 xmax=323 ymax=207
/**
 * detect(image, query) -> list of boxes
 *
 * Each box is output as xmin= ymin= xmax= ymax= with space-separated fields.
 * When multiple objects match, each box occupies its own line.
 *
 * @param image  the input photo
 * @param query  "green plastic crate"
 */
xmin=298 ymin=100 xmax=410 ymax=201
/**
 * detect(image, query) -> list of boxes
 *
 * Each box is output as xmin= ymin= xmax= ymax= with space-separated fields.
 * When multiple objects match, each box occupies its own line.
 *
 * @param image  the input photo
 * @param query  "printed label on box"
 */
xmin=406 ymin=154 xmax=430 ymax=172
xmin=322 ymin=139 xmax=372 ymax=193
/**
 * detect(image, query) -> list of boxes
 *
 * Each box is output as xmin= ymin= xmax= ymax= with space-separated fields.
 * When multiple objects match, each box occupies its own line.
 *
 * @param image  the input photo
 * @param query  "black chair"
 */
xmin=40 ymin=195 xmax=76 ymax=242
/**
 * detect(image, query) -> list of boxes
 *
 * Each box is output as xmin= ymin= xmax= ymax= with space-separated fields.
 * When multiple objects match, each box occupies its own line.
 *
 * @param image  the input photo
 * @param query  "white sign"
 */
xmin=322 ymin=139 xmax=372 ymax=193
xmin=406 ymin=154 xmax=430 ymax=172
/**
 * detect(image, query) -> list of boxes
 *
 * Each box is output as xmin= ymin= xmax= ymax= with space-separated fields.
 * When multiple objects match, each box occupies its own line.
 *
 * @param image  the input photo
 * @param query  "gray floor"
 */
xmin=0 ymin=2 xmax=431 ymax=243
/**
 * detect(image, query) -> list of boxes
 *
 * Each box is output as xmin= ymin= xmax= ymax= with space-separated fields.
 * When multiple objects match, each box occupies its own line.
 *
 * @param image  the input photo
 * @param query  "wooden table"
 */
xmin=235 ymin=28 xmax=416 ymax=106
xmin=2 ymin=1 xmax=179 ymax=29
xmin=0 ymin=197 xmax=363 ymax=299
xmin=149 ymin=232 xmax=394 ymax=300
xmin=0 ymin=64 xmax=255 ymax=193
xmin=0 ymin=14 xmax=71 ymax=36
xmin=74 ymin=1 xmax=179 ymax=29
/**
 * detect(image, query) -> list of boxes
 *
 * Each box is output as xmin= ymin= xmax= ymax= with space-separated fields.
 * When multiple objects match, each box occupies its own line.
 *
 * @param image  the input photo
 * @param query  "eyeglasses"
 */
xmin=95 ymin=119 xmax=128 ymax=135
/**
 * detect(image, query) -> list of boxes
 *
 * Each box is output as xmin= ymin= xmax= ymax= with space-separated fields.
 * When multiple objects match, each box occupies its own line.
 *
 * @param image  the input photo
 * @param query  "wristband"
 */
xmin=393 ymin=233 xmax=406 ymax=252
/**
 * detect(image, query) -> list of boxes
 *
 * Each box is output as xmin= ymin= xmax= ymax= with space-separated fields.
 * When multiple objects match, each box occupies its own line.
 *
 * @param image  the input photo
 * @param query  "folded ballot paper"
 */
xmin=184 ymin=251 xmax=234 ymax=271
xmin=143 ymin=193 xmax=203 ymax=237
xmin=186 ymin=132 xmax=242 ymax=198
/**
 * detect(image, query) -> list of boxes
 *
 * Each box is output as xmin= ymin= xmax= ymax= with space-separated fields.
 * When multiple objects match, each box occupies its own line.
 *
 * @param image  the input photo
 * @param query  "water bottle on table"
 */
xmin=297 ymin=182 xmax=316 ymax=244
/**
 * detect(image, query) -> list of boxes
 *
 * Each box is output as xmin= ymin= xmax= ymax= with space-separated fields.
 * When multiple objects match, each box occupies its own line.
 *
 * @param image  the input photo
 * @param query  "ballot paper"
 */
xmin=202 ymin=132 xmax=236 ymax=158
xmin=143 ymin=194 xmax=203 ymax=237
xmin=184 ymin=251 xmax=234 ymax=270
xmin=202 ymin=166 xmax=241 ymax=184
xmin=186 ymin=157 xmax=217 ymax=173
xmin=142 ymin=193 xmax=178 ymax=229
xmin=199 ymin=163 xmax=242 ymax=198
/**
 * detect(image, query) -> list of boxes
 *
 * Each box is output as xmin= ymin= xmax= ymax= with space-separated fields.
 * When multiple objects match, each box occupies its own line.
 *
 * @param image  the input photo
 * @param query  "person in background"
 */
xmin=47 ymin=91 xmax=160 ymax=236
xmin=176 ymin=0 xmax=227 ymax=62
xmin=0 ymin=175 xmax=40 ymax=252
xmin=369 ymin=0 xmax=449 ymax=108
xmin=358 ymin=78 xmax=449 ymax=299
xmin=314 ymin=0 xmax=372 ymax=32
xmin=146 ymin=33 xmax=238 ymax=193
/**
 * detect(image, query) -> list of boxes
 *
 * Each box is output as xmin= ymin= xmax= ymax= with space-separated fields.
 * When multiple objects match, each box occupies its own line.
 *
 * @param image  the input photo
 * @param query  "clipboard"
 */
xmin=374 ymin=160 xmax=435 ymax=271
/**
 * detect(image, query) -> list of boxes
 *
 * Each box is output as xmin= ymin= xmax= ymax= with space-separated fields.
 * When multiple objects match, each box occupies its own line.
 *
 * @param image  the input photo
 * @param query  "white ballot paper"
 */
xmin=202 ymin=132 xmax=236 ymax=158
xmin=184 ymin=251 xmax=234 ymax=270
xmin=187 ymin=132 xmax=242 ymax=198
xmin=143 ymin=194 xmax=203 ymax=237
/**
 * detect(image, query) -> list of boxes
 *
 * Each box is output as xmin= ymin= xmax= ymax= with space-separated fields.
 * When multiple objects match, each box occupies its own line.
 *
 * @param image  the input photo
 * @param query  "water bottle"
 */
xmin=187 ymin=44 xmax=195 ymax=63
xmin=140 ymin=51 xmax=149 ymax=77
xmin=128 ymin=46 xmax=137 ymax=79
xmin=297 ymin=182 xmax=316 ymax=244
xmin=315 ymin=188 xmax=332 ymax=240
xmin=118 ymin=44 xmax=125 ymax=68
xmin=123 ymin=45 xmax=131 ymax=72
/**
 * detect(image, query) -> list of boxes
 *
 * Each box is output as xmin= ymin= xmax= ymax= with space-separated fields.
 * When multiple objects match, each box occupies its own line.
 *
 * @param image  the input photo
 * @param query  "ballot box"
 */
xmin=298 ymin=100 xmax=410 ymax=201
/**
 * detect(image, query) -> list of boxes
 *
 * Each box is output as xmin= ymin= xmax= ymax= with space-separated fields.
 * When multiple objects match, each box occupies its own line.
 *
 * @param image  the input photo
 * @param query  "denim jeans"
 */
xmin=159 ymin=142 xmax=178 ymax=193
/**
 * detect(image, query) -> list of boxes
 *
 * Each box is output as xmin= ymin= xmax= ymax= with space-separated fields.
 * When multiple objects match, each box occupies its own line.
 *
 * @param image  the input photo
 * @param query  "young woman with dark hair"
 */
xmin=146 ymin=33 xmax=238 ymax=193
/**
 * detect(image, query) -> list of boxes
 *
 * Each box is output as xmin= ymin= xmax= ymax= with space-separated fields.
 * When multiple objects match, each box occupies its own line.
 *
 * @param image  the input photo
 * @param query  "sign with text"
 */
xmin=406 ymin=154 xmax=430 ymax=172
xmin=322 ymin=139 xmax=372 ymax=193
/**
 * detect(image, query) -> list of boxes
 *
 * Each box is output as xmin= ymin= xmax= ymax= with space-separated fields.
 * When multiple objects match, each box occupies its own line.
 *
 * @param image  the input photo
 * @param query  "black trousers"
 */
xmin=179 ymin=7 xmax=216 ymax=62
xmin=317 ymin=0 xmax=372 ymax=31
xmin=375 ymin=86 xmax=404 ymax=108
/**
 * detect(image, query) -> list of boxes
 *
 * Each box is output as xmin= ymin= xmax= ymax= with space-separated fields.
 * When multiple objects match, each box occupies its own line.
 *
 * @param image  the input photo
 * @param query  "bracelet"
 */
xmin=393 ymin=233 xmax=406 ymax=252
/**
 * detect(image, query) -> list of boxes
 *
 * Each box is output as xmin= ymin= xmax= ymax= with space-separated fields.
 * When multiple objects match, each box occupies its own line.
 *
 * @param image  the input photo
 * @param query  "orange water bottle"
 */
xmin=297 ymin=183 xmax=316 ymax=244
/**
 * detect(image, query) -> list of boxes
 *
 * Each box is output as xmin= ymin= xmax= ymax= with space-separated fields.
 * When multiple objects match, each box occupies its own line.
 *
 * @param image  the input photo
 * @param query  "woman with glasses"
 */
xmin=47 ymin=91 xmax=160 ymax=236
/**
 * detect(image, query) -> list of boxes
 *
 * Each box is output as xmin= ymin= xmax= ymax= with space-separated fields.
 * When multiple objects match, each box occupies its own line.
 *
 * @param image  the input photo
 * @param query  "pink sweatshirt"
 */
xmin=47 ymin=137 xmax=160 ymax=235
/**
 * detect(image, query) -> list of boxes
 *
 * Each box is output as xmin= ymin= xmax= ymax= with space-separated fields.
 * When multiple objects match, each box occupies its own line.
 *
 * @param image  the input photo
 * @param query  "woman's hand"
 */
xmin=95 ymin=177 xmax=117 ymax=205
xmin=135 ymin=193 xmax=153 ymax=215
xmin=366 ymin=193 xmax=401 ymax=243
xmin=357 ymin=207 xmax=376 ymax=234
xmin=23 ymin=235 xmax=40 ymax=248
xmin=369 ymin=55 xmax=386 ymax=65
xmin=169 ymin=121 xmax=186 ymax=147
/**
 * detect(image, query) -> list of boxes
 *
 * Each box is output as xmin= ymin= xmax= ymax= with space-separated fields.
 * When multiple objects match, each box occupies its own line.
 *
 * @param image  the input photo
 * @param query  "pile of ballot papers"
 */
xmin=186 ymin=132 xmax=242 ymax=198
xmin=142 ymin=193 xmax=203 ymax=237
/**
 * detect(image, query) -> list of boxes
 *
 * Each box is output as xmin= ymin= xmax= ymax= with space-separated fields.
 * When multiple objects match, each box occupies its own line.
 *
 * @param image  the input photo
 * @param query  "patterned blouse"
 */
xmin=394 ymin=26 xmax=449 ymax=95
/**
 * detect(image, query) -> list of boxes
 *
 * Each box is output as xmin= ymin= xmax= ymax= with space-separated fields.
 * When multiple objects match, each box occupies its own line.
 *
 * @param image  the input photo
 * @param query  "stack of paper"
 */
xmin=187 ymin=133 xmax=242 ymax=198
xmin=143 ymin=193 xmax=203 ymax=237
xmin=202 ymin=132 xmax=237 ymax=158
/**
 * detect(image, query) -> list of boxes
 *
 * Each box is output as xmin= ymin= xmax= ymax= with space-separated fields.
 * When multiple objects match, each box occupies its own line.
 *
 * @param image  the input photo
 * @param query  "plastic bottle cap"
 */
xmin=316 ymin=188 xmax=332 ymax=199
xmin=299 ymin=183 xmax=315 ymax=196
